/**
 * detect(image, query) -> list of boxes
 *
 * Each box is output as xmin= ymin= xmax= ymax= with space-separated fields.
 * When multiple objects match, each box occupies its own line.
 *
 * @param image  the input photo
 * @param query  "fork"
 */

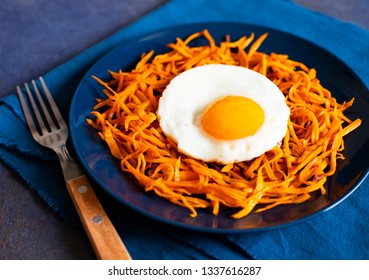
xmin=17 ymin=77 xmax=132 ymax=260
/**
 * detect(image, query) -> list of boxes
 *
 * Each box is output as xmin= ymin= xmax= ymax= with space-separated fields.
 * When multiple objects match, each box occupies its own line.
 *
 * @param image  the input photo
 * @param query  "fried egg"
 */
xmin=157 ymin=64 xmax=290 ymax=164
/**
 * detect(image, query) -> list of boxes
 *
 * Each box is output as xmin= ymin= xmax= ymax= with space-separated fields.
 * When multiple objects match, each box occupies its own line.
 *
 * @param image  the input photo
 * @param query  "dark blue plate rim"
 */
xmin=69 ymin=22 xmax=369 ymax=233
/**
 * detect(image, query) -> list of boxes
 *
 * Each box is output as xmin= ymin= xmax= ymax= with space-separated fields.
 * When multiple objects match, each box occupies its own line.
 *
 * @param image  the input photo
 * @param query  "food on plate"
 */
xmin=157 ymin=64 xmax=290 ymax=164
xmin=87 ymin=29 xmax=361 ymax=219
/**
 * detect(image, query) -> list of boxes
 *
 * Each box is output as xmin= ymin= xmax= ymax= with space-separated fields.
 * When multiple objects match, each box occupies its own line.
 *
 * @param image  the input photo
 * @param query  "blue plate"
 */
xmin=69 ymin=22 xmax=369 ymax=233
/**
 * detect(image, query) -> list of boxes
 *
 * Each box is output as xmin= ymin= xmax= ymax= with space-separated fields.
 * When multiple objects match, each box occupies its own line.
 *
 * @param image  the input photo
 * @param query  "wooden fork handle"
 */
xmin=66 ymin=175 xmax=132 ymax=260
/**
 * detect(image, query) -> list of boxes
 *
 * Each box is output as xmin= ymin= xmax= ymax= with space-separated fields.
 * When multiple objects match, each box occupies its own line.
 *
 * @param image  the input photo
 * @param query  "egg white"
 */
xmin=157 ymin=64 xmax=290 ymax=164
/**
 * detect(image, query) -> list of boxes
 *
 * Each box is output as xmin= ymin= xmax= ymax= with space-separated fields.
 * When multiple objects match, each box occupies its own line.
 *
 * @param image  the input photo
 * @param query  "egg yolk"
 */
xmin=201 ymin=96 xmax=265 ymax=140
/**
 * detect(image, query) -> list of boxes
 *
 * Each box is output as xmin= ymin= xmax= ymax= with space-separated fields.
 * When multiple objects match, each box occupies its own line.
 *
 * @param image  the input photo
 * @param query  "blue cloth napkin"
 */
xmin=1 ymin=0 xmax=369 ymax=260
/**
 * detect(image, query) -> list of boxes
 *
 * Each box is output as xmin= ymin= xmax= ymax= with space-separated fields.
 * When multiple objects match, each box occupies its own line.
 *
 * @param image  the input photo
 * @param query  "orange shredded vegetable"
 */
xmin=87 ymin=29 xmax=362 ymax=219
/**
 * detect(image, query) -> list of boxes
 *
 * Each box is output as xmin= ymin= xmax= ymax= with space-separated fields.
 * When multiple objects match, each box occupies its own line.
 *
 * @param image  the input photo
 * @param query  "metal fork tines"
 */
xmin=17 ymin=77 xmax=132 ymax=260
xmin=17 ymin=78 xmax=66 ymax=147
xmin=17 ymin=77 xmax=82 ymax=181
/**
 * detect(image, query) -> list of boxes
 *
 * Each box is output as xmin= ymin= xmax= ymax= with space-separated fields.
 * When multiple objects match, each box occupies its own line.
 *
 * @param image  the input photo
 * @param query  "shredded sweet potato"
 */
xmin=87 ymin=29 xmax=361 ymax=219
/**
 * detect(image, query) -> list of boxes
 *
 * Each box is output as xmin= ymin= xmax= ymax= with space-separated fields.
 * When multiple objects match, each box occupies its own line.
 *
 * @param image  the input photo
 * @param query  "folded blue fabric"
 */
xmin=1 ymin=0 xmax=369 ymax=259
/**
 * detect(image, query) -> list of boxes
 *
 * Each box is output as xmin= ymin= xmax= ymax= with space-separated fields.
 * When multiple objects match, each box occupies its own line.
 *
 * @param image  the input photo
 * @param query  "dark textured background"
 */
xmin=0 ymin=0 xmax=368 ymax=259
